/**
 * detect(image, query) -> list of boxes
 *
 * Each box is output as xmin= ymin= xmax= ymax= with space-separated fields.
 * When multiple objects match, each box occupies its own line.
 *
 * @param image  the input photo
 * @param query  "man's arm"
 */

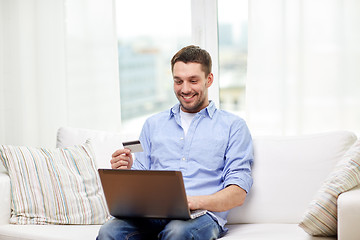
xmin=187 ymin=184 xmax=247 ymax=212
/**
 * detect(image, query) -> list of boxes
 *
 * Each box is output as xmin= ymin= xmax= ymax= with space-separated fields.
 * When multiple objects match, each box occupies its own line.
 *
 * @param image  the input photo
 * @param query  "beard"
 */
xmin=176 ymin=92 xmax=208 ymax=113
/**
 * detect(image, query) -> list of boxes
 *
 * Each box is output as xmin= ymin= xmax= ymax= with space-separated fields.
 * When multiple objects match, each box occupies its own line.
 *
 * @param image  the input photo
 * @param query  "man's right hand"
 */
xmin=110 ymin=148 xmax=133 ymax=169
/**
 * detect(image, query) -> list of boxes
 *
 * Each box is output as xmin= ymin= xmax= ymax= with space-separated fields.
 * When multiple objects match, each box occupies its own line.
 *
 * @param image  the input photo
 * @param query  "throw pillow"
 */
xmin=299 ymin=139 xmax=360 ymax=236
xmin=0 ymin=141 xmax=110 ymax=224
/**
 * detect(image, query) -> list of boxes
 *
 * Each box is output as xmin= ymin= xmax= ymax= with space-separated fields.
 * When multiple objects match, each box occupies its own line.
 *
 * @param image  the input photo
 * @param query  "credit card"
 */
xmin=122 ymin=140 xmax=143 ymax=153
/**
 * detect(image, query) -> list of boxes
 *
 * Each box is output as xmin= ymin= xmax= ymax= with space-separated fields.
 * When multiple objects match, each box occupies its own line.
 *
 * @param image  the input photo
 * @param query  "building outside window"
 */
xmin=115 ymin=0 xmax=248 ymax=135
xmin=116 ymin=0 xmax=191 ymax=135
xmin=218 ymin=0 xmax=248 ymax=117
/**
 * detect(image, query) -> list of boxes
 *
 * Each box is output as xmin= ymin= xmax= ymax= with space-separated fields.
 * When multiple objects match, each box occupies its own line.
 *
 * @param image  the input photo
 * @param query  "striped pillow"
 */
xmin=299 ymin=139 xmax=360 ymax=236
xmin=0 ymin=141 xmax=109 ymax=224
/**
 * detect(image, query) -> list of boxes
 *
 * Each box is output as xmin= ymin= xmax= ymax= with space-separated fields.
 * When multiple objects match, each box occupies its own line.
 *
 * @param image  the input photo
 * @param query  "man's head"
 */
xmin=171 ymin=45 xmax=214 ymax=113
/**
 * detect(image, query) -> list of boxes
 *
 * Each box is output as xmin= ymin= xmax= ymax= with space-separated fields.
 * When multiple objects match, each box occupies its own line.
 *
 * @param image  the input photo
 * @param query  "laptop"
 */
xmin=98 ymin=169 xmax=207 ymax=220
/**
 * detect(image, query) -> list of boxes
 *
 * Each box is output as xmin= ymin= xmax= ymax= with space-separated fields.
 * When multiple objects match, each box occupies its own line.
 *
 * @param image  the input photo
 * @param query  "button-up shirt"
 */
xmin=133 ymin=101 xmax=253 ymax=229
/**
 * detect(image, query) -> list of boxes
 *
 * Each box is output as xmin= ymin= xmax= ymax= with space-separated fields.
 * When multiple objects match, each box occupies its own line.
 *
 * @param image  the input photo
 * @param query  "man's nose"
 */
xmin=181 ymin=81 xmax=191 ymax=94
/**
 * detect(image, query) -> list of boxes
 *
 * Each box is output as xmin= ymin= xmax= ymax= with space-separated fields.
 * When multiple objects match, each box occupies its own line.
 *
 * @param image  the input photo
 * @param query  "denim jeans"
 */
xmin=96 ymin=214 xmax=223 ymax=240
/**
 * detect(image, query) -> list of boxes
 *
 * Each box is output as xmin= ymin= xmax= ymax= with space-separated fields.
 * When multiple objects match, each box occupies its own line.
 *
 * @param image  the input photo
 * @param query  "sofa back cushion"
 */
xmin=57 ymin=127 xmax=126 ymax=169
xmin=227 ymin=131 xmax=357 ymax=224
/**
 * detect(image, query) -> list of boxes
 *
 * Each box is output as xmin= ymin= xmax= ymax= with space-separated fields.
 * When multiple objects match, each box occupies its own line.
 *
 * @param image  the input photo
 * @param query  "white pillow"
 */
xmin=0 ymin=141 xmax=109 ymax=224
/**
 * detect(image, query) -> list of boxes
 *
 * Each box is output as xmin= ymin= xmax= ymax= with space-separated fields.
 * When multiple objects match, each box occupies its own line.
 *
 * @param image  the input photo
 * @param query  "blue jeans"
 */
xmin=97 ymin=214 xmax=223 ymax=240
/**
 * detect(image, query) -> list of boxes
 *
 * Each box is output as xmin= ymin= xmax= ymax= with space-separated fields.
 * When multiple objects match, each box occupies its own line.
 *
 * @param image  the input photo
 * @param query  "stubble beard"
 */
xmin=178 ymin=93 xmax=208 ymax=113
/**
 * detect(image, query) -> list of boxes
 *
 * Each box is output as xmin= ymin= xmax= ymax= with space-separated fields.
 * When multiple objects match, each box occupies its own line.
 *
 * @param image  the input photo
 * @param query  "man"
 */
xmin=97 ymin=45 xmax=253 ymax=239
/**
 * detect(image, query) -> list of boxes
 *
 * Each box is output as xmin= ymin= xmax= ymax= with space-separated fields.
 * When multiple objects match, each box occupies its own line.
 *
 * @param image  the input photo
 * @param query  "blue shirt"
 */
xmin=133 ymin=101 xmax=253 ymax=229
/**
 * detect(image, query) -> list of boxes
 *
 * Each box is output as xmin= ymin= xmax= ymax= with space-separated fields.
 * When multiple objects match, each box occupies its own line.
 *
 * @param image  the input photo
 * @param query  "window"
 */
xmin=218 ymin=0 xmax=248 ymax=116
xmin=115 ymin=0 xmax=248 ymax=136
xmin=115 ymin=0 xmax=191 ymax=135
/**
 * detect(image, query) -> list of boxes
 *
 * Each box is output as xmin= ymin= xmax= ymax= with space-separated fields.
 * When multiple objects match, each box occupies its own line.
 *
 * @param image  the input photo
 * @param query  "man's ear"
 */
xmin=206 ymin=73 xmax=214 ymax=88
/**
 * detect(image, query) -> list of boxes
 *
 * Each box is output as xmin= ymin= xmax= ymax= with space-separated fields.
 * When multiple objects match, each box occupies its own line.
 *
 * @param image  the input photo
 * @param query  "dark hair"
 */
xmin=171 ymin=45 xmax=212 ymax=76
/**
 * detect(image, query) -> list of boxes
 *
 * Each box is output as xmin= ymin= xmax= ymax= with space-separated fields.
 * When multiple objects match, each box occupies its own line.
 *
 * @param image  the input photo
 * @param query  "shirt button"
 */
xmin=180 ymin=137 xmax=184 ymax=140
xmin=182 ymin=157 xmax=186 ymax=161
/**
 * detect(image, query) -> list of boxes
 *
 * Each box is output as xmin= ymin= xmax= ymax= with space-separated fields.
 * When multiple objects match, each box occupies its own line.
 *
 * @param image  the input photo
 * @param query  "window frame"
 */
xmin=191 ymin=0 xmax=220 ymax=107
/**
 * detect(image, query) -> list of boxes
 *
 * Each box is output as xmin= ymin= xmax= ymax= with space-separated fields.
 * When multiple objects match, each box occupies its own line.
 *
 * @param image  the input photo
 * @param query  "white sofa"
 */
xmin=0 ymin=127 xmax=360 ymax=240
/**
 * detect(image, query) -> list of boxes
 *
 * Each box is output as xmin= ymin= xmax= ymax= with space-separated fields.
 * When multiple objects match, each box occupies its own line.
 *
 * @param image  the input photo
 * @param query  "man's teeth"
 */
xmin=183 ymin=95 xmax=193 ymax=99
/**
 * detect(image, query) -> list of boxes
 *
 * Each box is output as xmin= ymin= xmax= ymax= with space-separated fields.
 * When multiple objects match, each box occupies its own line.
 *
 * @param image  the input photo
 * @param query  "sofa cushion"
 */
xmin=0 ymin=173 xmax=10 ymax=225
xmin=0 ymin=141 xmax=109 ymax=224
xmin=0 ymin=224 xmax=102 ymax=240
xmin=299 ymin=139 xmax=360 ymax=236
xmin=227 ymin=131 xmax=357 ymax=224
xmin=56 ymin=127 xmax=126 ymax=169
xmin=223 ymin=223 xmax=336 ymax=240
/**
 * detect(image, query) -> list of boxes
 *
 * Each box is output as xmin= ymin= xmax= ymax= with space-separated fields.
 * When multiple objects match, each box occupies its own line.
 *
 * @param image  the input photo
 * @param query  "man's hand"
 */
xmin=187 ymin=196 xmax=204 ymax=210
xmin=110 ymin=148 xmax=133 ymax=169
xmin=187 ymin=185 xmax=247 ymax=212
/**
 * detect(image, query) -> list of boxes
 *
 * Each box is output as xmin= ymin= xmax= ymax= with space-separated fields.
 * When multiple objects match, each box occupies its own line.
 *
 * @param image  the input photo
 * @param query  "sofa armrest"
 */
xmin=0 ymin=173 xmax=10 ymax=225
xmin=338 ymin=185 xmax=360 ymax=240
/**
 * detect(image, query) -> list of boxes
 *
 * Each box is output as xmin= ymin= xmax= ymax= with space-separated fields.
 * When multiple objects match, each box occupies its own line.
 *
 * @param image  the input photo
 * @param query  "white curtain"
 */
xmin=0 ymin=0 xmax=121 ymax=148
xmin=246 ymin=0 xmax=360 ymax=136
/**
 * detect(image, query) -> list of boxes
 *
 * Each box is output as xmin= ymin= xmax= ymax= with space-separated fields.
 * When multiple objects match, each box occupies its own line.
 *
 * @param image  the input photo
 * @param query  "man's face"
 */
xmin=173 ymin=61 xmax=213 ymax=113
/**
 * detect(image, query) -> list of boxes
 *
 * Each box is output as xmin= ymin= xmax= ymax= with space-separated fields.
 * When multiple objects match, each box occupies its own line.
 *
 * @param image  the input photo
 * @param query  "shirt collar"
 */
xmin=169 ymin=100 xmax=216 ymax=119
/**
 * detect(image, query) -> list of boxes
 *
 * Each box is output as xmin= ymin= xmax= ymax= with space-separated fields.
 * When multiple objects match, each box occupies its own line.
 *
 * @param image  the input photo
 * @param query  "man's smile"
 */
xmin=181 ymin=94 xmax=197 ymax=101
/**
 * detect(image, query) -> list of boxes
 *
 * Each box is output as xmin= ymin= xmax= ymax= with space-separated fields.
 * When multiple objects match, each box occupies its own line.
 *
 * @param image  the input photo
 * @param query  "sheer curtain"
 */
xmin=0 ymin=0 xmax=120 ymax=148
xmin=246 ymin=0 xmax=360 ymax=136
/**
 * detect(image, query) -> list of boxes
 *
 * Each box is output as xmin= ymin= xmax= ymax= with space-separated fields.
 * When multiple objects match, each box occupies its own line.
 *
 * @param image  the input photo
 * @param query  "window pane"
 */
xmin=218 ymin=0 xmax=248 ymax=116
xmin=115 ymin=0 xmax=191 ymax=133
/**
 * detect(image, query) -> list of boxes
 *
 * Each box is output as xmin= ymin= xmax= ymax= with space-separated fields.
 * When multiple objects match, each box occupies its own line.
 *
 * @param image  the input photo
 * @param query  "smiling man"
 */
xmin=97 ymin=45 xmax=254 ymax=240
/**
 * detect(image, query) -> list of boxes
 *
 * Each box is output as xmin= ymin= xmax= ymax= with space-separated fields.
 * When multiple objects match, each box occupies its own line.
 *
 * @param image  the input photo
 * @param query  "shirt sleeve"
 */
xmin=222 ymin=119 xmax=254 ymax=193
